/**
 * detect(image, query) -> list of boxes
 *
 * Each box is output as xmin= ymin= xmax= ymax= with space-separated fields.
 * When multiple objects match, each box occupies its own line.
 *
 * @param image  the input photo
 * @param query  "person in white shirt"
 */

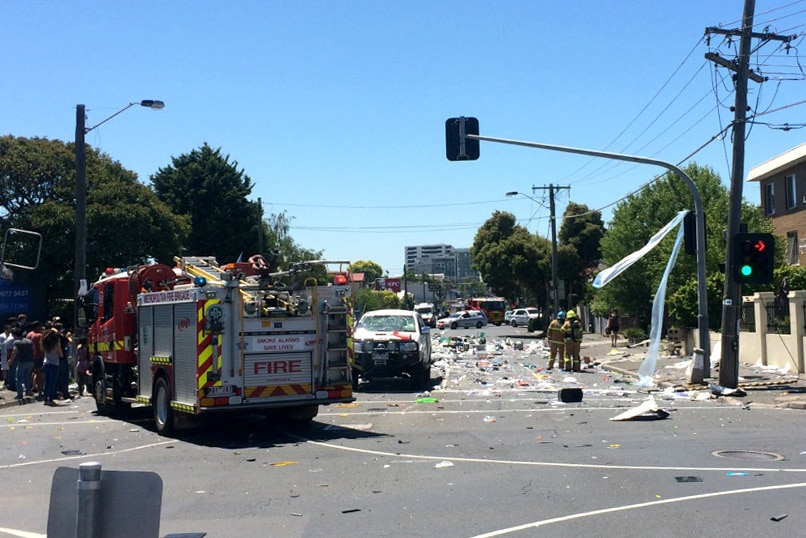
xmin=2 ymin=322 xmax=15 ymax=391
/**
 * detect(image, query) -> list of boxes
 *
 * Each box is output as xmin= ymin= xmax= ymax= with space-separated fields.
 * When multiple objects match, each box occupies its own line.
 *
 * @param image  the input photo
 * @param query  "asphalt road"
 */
xmin=1 ymin=324 xmax=805 ymax=537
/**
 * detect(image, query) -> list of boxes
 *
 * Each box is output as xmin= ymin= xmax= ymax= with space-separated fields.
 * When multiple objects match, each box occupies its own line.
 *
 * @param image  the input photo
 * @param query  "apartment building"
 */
xmin=404 ymin=244 xmax=479 ymax=280
xmin=748 ymin=141 xmax=806 ymax=266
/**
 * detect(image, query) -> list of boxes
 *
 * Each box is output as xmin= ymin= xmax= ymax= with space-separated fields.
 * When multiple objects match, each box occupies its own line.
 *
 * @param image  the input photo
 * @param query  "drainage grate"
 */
xmin=711 ymin=449 xmax=784 ymax=461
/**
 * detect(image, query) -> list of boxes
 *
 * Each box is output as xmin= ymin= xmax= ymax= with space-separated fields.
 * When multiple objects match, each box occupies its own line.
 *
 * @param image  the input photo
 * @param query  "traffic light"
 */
xmin=445 ymin=117 xmax=480 ymax=161
xmin=733 ymin=232 xmax=774 ymax=284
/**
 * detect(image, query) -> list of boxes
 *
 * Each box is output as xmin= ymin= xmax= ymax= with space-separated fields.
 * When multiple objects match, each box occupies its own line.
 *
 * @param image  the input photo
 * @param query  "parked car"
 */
xmin=504 ymin=310 xmax=514 ymax=323
xmin=352 ymin=309 xmax=433 ymax=389
xmin=509 ymin=307 xmax=540 ymax=327
xmin=437 ymin=310 xmax=488 ymax=330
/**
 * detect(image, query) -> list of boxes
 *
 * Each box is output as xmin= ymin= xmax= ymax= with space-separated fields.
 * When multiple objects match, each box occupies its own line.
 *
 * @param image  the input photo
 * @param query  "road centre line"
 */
xmin=470 ymin=481 xmax=806 ymax=537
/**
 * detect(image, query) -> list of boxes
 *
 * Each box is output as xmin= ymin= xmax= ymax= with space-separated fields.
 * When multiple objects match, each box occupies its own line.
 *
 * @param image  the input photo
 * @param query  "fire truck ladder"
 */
xmin=322 ymin=300 xmax=351 ymax=386
xmin=175 ymin=256 xmax=228 ymax=283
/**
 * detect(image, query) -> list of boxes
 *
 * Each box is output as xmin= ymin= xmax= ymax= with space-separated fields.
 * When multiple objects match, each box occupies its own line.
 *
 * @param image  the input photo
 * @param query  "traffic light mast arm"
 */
xmin=464 ymin=131 xmax=711 ymax=375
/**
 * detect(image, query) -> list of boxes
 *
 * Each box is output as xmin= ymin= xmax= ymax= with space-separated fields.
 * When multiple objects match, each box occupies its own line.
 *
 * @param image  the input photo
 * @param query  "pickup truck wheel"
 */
xmin=153 ymin=377 xmax=175 ymax=436
xmin=476 ymin=321 xmax=483 ymax=328
xmin=450 ymin=322 xmax=458 ymax=330
xmin=410 ymin=362 xmax=428 ymax=390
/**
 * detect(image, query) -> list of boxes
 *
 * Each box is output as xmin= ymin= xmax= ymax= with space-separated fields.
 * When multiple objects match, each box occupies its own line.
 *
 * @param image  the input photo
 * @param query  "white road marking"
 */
xmin=469 ymin=481 xmax=806 ymax=537
xmin=288 ymin=431 xmax=806 ymax=473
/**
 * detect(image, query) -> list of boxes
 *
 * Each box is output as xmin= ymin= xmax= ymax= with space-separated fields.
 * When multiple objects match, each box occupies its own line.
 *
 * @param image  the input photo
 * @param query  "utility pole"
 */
xmin=706 ymin=0 xmax=795 ymax=388
xmin=531 ymin=184 xmax=570 ymax=318
xmin=74 ymin=105 xmax=87 ymax=337
xmin=257 ymin=197 xmax=264 ymax=255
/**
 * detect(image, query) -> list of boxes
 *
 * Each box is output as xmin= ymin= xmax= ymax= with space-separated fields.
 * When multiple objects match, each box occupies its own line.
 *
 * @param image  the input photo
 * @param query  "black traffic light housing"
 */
xmin=445 ymin=117 xmax=480 ymax=161
xmin=733 ymin=232 xmax=774 ymax=284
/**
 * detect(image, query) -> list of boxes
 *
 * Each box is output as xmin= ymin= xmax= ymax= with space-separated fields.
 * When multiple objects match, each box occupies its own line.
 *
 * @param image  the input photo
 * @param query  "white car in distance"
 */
xmin=509 ymin=307 xmax=540 ymax=327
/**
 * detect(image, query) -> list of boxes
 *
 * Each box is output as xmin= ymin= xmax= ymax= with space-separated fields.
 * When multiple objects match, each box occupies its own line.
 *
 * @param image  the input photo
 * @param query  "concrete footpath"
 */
xmin=583 ymin=332 xmax=806 ymax=410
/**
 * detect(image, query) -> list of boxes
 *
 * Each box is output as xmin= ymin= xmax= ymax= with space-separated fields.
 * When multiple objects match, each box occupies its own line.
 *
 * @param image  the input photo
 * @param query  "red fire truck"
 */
xmin=77 ymin=256 xmax=354 ymax=435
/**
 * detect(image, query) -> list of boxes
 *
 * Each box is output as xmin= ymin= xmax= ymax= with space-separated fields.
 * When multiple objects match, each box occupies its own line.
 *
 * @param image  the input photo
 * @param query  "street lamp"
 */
xmin=74 ymin=100 xmax=165 ymax=334
xmin=506 ymin=190 xmax=561 ymax=318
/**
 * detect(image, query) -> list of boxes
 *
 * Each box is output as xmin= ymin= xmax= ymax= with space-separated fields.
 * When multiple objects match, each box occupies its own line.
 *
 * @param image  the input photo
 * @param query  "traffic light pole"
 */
xmin=463 ymin=132 xmax=711 ymax=375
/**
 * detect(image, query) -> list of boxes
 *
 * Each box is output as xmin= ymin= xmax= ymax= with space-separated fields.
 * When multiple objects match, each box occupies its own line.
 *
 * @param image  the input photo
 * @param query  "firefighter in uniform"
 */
xmin=546 ymin=311 xmax=565 ymax=370
xmin=562 ymin=310 xmax=583 ymax=372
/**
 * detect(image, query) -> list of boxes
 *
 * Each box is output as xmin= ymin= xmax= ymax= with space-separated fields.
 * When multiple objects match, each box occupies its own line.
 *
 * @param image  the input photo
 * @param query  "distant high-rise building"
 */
xmin=404 ymin=244 xmax=479 ymax=281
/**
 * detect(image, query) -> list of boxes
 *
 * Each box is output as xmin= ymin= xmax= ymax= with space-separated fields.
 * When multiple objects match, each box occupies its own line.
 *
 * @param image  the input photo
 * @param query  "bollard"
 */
xmin=76 ymin=462 xmax=102 ymax=538
xmin=688 ymin=347 xmax=705 ymax=384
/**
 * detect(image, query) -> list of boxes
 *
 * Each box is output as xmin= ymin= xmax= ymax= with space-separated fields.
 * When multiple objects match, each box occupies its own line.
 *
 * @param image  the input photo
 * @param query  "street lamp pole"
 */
xmin=73 ymin=100 xmax=165 ymax=335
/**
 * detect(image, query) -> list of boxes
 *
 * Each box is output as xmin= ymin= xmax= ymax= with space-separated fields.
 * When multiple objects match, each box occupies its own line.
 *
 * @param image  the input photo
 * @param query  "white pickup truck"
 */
xmin=414 ymin=303 xmax=436 ymax=328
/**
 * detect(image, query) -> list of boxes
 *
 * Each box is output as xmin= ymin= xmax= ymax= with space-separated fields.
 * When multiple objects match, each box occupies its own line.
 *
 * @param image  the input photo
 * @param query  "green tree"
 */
xmin=151 ymin=144 xmax=262 ymax=263
xmin=471 ymin=211 xmax=550 ymax=307
xmin=349 ymin=260 xmax=383 ymax=284
xmin=559 ymin=202 xmax=604 ymax=306
xmin=592 ymin=162 xmax=769 ymax=330
xmin=262 ymin=211 xmax=322 ymax=269
xmin=0 ymin=135 xmax=188 ymax=321
xmin=353 ymin=288 xmax=399 ymax=316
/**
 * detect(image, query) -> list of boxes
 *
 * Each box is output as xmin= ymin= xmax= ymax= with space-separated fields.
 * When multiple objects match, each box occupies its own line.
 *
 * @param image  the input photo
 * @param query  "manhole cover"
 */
xmin=711 ymin=449 xmax=784 ymax=461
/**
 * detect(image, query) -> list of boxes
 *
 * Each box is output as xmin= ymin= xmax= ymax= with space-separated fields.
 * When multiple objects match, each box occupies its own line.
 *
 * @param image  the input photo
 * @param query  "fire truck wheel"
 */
xmin=92 ymin=366 xmax=110 ymax=416
xmin=153 ymin=377 xmax=175 ymax=435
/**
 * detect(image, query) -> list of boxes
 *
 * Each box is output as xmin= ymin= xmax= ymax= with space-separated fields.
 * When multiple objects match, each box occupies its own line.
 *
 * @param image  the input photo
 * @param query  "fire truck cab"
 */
xmin=77 ymin=256 xmax=355 ymax=435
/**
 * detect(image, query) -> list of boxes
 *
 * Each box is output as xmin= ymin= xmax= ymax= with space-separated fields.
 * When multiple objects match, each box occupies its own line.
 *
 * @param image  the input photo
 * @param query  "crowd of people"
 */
xmin=1 ymin=313 xmax=91 ymax=406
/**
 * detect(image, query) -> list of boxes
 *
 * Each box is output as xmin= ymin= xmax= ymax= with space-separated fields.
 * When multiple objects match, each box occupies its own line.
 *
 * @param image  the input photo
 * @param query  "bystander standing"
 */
xmin=9 ymin=327 xmax=34 ymax=400
xmin=605 ymin=309 xmax=620 ymax=348
xmin=3 ymin=320 xmax=16 ymax=392
xmin=75 ymin=337 xmax=90 ymax=397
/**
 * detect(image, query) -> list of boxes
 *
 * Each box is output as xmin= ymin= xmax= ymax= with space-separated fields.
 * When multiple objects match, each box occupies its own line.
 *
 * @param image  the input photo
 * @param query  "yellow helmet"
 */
xmin=565 ymin=310 xmax=576 ymax=319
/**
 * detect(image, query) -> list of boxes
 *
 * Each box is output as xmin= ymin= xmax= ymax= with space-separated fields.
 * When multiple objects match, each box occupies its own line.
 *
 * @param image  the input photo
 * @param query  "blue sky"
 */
xmin=4 ymin=1 xmax=805 ymax=275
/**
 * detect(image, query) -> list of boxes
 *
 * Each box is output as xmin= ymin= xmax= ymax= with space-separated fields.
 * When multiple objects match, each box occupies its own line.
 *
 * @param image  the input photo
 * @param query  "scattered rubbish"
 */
xmin=415 ymin=397 xmax=439 ymax=404
xmin=434 ymin=461 xmax=454 ymax=469
xmin=128 ymin=428 xmax=140 ymax=432
xmin=483 ymin=416 xmax=496 ymax=422
xmin=270 ymin=461 xmax=297 ymax=467
xmin=60 ymin=449 xmax=85 ymax=456
xmin=246 ymin=458 xmax=256 ymax=462
xmin=342 ymin=508 xmax=361 ymax=514
xmin=675 ymin=476 xmax=703 ymax=483
xmin=610 ymin=396 xmax=670 ymax=421
xmin=607 ymin=444 xmax=620 ymax=449
xmin=291 ymin=512 xmax=303 ymax=517
xmin=709 ymin=384 xmax=747 ymax=397
xmin=771 ymin=514 xmax=788 ymax=522
xmin=558 ymin=388 xmax=583 ymax=403
xmin=726 ymin=472 xmax=749 ymax=477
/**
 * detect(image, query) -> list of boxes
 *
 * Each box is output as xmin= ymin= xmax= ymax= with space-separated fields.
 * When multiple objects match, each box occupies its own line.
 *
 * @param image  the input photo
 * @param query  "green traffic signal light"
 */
xmin=733 ymin=232 xmax=774 ymax=284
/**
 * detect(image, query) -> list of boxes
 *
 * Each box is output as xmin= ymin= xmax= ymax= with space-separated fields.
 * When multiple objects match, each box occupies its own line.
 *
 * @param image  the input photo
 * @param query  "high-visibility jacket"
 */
xmin=547 ymin=320 xmax=565 ymax=344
